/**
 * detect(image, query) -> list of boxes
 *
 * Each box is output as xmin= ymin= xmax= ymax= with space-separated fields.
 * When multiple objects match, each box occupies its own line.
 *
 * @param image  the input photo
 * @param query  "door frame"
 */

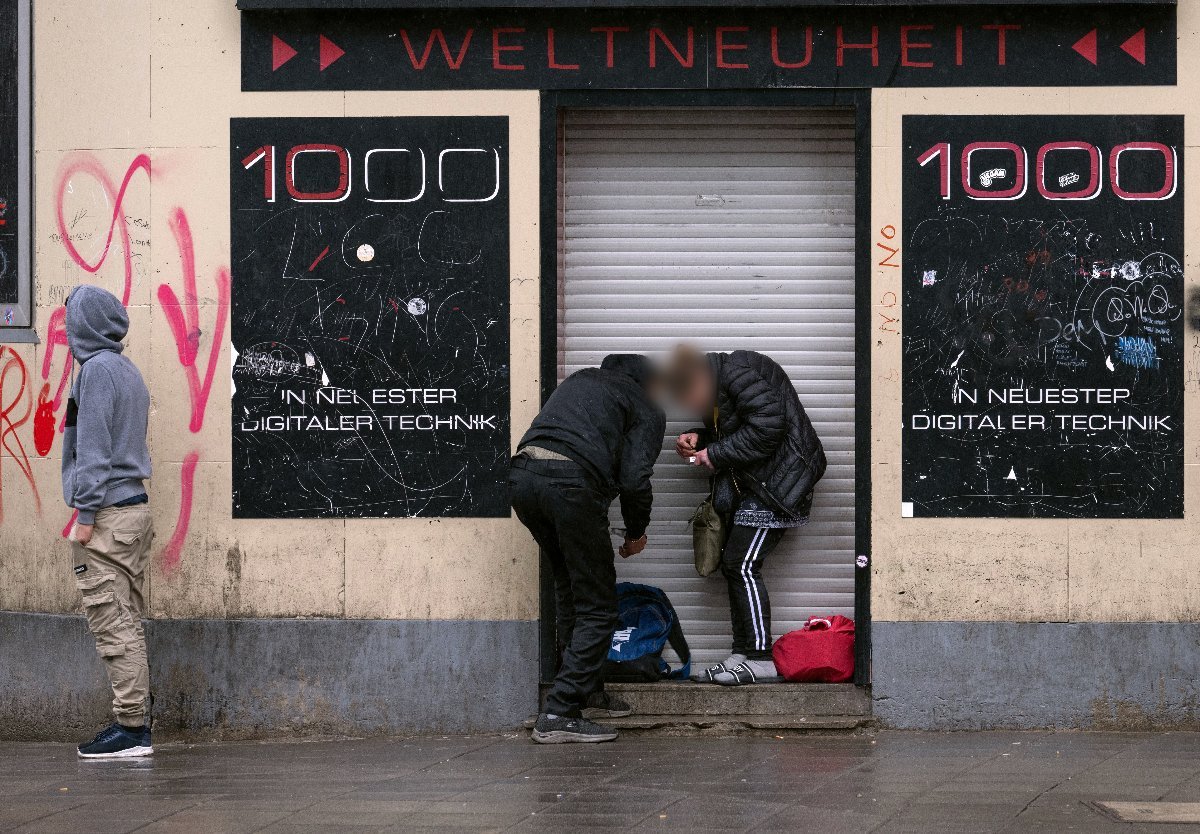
xmin=537 ymin=88 xmax=873 ymax=687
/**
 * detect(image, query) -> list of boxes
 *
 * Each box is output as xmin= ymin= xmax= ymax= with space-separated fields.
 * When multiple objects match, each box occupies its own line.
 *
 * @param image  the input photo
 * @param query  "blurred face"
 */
xmin=643 ymin=375 xmax=665 ymax=404
xmin=677 ymin=366 xmax=715 ymax=416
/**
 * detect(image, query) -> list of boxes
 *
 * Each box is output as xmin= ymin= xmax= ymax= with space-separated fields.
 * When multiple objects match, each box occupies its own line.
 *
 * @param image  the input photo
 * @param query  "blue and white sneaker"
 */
xmin=78 ymin=723 xmax=153 ymax=759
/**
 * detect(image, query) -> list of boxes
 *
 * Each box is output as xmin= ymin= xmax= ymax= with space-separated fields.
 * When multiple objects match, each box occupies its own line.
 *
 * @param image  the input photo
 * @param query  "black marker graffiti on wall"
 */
xmin=230 ymin=117 xmax=510 ymax=518
xmin=902 ymin=115 xmax=1183 ymax=519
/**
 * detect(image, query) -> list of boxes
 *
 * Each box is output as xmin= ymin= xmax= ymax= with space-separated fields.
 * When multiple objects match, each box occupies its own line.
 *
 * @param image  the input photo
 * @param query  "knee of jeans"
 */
xmin=77 ymin=573 xmax=130 ymax=658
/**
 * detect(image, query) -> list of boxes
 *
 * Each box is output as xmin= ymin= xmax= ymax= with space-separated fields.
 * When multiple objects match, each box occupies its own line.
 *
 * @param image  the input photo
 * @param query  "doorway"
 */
xmin=539 ymin=91 xmax=871 ymax=683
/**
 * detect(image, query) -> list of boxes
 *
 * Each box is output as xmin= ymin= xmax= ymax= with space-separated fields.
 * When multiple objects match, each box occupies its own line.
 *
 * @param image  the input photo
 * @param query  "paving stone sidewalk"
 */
xmin=3 ymin=731 xmax=1200 ymax=833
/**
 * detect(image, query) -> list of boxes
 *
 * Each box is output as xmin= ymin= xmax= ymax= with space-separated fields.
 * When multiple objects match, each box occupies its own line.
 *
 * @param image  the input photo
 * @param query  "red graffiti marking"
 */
xmin=61 ymin=509 xmax=79 ymax=539
xmin=40 ymin=155 xmax=233 ymax=569
xmin=54 ymin=154 xmax=152 ymax=307
xmin=41 ymin=307 xmax=71 ymax=414
xmin=308 ymin=245 xmax=330 ymax=272
xmin=33 ymin=384 xmax=55 ymax=457
xmin=157 ymin=207 xmax=231 ymax=434
xmin=388 ymin=298 xmax=399 ymax=312
xmin=0 ymin=347 xmax=41 ymax=521
xmin=876 ymin=224 xmax=900 ymax=269
xmin=159 ymin=451 xmax=198 ymax=571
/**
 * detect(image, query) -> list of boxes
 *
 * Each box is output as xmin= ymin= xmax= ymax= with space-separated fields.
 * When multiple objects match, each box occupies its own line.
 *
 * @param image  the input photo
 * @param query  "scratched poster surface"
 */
xmin=0 ymin=0 xmax=18 ymax=307
xmin=230 ymin=117 xmax=510 ymax=518
xmin=903 ymin=116 xmax=1184 ymax=518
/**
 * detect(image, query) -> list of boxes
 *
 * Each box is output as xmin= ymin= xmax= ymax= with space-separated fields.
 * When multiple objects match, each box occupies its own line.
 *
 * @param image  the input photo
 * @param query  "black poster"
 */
xmin=0 ymin=0 xmax=19 ymax=308
xmin=242 ymin=5 xmax=1176 ymax=92
xmin=902 ymin=115 xmax=1184 ymax=519
xmin=230 ymin=117 xmax=510 ymax=518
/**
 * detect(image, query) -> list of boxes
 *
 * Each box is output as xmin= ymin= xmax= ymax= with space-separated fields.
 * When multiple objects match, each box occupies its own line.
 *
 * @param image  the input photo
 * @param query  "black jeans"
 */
xmin=510 ymin=457 xmax=617 ymax=718
xmin=722 ymin=524 xmax=785 ymax=660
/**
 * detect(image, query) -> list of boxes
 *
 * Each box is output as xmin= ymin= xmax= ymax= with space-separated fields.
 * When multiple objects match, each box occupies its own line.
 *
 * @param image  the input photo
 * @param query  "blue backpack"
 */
xmin=603 ymin=583 xmax=691 ymax=682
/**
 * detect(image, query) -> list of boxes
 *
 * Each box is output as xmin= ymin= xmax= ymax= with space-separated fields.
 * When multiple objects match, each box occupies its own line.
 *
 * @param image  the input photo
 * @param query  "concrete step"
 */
xmin=607 ymin=714 xmax=868 ymax=733
xmin=605 ymin=682 xmax=870 ymax=718
xmin=532 ymin=682 xmax=872 ymax=735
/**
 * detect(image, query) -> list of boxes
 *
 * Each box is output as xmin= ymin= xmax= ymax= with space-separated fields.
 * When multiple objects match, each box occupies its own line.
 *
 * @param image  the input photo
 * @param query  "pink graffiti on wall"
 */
xmin=155 ymin=208 xmax=230 ymax=569
xmin=54 ymin=154 xmax=151 ymax=307
xmin=4 ymin=151 xmax=230 ymax=571
xmin=38 ymin=153 xmax=153 ymax=444
xmin=0 ymin=346 xmax=41 ymax=522
xmin=160 ymin=208 xmax=231 ymax=434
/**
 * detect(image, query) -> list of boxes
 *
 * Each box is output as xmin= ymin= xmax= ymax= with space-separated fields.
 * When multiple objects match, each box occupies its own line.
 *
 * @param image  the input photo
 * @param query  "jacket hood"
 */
xmin=66 ymin=285 xmax=128 ymax=362
xmin=601 ymin=353 xmax=656 ymax=389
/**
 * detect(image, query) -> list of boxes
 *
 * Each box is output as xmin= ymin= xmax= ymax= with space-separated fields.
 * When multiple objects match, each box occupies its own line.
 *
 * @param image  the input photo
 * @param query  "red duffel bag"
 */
xmin=772 ymin=615 xmax=855 ymax=683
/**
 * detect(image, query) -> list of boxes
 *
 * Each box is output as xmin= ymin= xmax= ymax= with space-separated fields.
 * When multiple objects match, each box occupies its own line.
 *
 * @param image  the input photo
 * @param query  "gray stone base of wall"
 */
xmin=873 ymin=621 xmax=1200 ymax=730
xmin=0 ymin=611 xmax=538 ymax=741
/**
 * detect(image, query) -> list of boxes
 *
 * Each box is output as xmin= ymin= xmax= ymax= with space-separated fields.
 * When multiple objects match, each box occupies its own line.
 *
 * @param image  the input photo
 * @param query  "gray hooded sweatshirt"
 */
xmin=61 ymin=285 xmax=151 ymax=525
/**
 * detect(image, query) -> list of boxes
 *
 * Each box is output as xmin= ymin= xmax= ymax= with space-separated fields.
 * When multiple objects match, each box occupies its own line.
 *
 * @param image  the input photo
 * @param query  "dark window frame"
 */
xmin=0 ymin=0 xmax=33 ymax=340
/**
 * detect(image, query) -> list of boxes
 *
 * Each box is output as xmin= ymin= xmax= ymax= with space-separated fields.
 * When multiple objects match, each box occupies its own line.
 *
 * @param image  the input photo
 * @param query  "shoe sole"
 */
xmin=714 ymin=676 xmax=784 ymax=687
xmin=531 ymin=730 xmax=618 ymax=744
xmin=78 ymin=746 xmax=153 ymax=760
xmin=581 ymin=708 xmax=633 ymax=719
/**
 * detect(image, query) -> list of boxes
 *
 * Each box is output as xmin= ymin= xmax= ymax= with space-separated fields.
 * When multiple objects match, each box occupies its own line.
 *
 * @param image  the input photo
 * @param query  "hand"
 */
xmin=693 ymin=448 xmax=715 ymax=471
xmin=618 ymin=535 xmax=647 ymax=558
xmin=73 ymin=523 xmax=94 ymax=544
xmin=676 ymin=432 xmax=699 ymax=458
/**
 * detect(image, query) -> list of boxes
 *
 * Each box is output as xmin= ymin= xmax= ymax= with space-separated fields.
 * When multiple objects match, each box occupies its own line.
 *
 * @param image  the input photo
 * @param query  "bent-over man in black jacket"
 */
xmin=511 ymin=354 xmax=666 ymax=744
xmin=668 ymin=346 xmax=826 ymax=687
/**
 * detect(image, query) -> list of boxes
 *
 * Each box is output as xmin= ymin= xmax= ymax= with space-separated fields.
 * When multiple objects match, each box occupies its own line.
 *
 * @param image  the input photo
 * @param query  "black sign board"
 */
xmin=242 ymin=5 xmax=1176 ymax=91
xmin=902 ymin=115 xmax=1184 ymax=519
xmin=239 ymin=1 xmax=1178 ymax=8
xmin=230 ymin=117 xmax=510 ymax=518
xmin=0 ymin=0 xmax=19 ymax=309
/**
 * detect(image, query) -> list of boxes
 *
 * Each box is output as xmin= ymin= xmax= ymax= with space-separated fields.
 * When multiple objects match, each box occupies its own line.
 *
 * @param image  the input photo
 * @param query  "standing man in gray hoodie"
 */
xmin=63 ymin=285 xmax=155 ymax=759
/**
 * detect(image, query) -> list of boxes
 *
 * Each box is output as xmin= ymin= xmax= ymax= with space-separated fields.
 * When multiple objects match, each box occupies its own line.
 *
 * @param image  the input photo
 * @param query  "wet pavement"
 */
xmin=2 ymin=731 xmax=1200 ymax=832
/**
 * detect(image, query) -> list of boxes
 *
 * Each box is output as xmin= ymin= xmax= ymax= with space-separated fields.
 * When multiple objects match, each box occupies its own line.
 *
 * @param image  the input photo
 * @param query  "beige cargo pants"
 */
xmin=71 ymin=503 xmax=155 ymax=729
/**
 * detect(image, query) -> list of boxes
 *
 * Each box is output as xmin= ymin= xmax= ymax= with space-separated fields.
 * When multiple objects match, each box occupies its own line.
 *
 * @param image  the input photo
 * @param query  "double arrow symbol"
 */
xmin=1072 ymin=28 xmax=1146 ymax=65
xmin=272 ymin=34 xmax=345 ymax=72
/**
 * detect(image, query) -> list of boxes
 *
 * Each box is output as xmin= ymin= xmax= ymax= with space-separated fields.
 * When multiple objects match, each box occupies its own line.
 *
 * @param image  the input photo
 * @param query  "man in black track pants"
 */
xmin=510 ymin=354 xmax=665 ymax=744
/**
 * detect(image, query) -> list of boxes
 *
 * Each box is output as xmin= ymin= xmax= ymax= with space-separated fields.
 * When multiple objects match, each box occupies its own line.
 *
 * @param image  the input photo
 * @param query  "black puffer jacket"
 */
xmin=694 ymin=350 xmax=826 ymax=519
xmin=517 ymin=354 xmax=666 ymax=538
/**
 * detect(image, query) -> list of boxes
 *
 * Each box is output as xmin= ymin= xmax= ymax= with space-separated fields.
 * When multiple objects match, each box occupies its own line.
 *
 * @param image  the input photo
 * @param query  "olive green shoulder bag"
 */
xmin=690 ymin=495 xmax=725 ymax=577
xmin=690 ymin=406 xmax=734 ymax=577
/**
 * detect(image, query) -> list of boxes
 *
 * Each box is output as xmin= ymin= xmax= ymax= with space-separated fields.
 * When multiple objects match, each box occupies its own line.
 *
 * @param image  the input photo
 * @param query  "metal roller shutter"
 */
xmin=558 ymin=107 xmax=857 ymax=666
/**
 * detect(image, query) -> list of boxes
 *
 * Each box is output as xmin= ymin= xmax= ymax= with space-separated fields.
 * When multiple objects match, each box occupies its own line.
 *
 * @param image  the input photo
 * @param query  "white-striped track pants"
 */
xmin=721 ymin=525 xmax=786 ymax=659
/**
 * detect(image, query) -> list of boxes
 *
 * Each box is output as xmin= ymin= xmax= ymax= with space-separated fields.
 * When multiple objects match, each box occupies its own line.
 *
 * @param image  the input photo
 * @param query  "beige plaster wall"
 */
xmin=871 ymin=2 xmax=1200 ymax=623
xmin=0 ymin=0 xmax=540 ymax=622
xmin=9 ymin=0 xmax=1199 ymax=628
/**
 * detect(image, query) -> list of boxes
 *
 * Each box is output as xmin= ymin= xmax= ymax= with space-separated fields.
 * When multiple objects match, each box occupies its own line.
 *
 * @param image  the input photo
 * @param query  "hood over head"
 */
xmin=601 ymin=353 xmax=656 ymax=390
xmin=66 ymin=285 xmax=128 ymax=363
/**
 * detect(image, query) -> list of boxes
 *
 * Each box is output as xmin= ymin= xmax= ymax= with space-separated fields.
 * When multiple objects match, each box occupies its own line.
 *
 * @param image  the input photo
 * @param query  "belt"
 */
xmin=517 ymin=445 xmax=572 ymax=462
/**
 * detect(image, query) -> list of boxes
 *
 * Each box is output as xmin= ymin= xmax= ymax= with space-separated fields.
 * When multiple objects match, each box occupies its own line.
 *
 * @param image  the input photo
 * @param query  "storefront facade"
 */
xmin=0 ymin=0 xmax=1195 ymax=737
